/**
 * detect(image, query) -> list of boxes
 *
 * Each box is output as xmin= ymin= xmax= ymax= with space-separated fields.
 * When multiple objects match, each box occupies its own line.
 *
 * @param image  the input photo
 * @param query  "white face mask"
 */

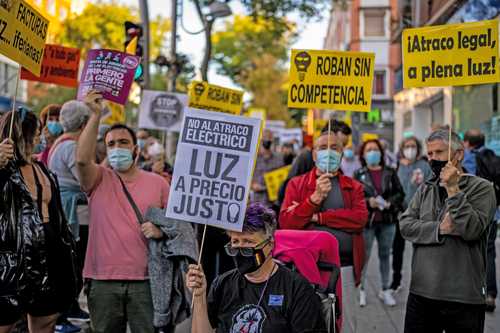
xmin=403 ymin=147 xmax=417 ymax=161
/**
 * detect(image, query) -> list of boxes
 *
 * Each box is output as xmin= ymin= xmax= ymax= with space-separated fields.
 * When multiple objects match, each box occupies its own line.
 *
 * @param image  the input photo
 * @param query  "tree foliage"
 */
xmin=58 ymin=2 xmax=170 ymax=59
xmin=212 ymin=15 xmax=295 ymax=122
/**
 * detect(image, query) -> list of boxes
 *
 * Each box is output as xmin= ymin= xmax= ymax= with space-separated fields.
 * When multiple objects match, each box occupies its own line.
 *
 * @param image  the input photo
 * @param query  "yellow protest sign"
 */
xmin=361 ymin=132 xmax=379 ymax=142
xmin=101 ymin=101 xmax=125 ymax=125
xmin=188 ymin=81 xmax=244 ymax=115
xmin=314 ymin=119 xmax=328 ymax=139
xmin=0 ymin=0 xmax=50 ymax=76
xmin=403 ymin=19 xmax=500 ymax=88
xmin=264 ymin=166 xmax=291 ymax=202
xmin=288 ymin=49 xmax=374 ymax=112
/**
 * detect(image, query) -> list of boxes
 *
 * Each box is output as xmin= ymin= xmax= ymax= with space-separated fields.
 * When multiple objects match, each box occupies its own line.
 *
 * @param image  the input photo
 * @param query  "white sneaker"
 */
xmin=359 ymin=289 xmax=367 ymax=307
xmin=378 ymin=289 xmax=396 ymax=307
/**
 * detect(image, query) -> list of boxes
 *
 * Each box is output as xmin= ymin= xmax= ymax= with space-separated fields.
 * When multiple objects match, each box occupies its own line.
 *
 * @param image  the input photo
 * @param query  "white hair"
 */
xmin=426 ymin=129 xmax=463 ymax=152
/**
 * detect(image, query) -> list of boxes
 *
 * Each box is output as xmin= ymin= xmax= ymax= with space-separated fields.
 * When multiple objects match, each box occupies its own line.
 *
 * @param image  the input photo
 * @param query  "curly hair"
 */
xmin=243 ymin=202 xmax=277 ymax=237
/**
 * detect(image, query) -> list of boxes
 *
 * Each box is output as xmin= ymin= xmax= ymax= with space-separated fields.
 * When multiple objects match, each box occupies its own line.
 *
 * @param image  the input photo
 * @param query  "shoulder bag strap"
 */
xmin=116 ymin=173 xmax=145 ymax=225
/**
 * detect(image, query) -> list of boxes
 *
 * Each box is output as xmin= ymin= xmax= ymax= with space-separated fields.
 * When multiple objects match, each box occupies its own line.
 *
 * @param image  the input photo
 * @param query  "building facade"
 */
xmin=324 ymin=0 xmax=400 ymax=149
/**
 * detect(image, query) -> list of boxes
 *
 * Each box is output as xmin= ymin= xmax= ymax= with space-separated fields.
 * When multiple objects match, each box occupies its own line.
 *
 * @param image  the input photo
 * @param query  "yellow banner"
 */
xmin=361 ymin=132 xmax=379 ymax=142
xmin=264 ymin=165 xmax=291 ymax=202
xmin=288 ymin=49 xmax=374 ymax=112
xmin=0 ymin=0 xmax=50 ymax=76
xmin=314 ymin=119 xmax=328 ymax=139
xmin=188 ymin=80 xmax=244 ymax=115
xmin=403 ymin=19 xmax=500 ymax=88
xmin=101 ymin=101 xmax=125 ymax=125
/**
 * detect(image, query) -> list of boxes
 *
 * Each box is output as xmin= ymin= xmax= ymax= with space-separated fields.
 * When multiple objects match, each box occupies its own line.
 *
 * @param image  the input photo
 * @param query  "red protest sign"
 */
xmin=21 ymin=44 xmax=80 ymax=87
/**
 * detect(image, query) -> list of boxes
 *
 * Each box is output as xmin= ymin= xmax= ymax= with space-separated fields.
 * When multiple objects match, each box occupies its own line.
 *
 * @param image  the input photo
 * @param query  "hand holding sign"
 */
xmin=84 ymin=90 xmax=104 ymax=116
xmin=0 ymin=139 xmax=14 ymax=169
xmin=186 ymin=264 xmax=207 ymax=298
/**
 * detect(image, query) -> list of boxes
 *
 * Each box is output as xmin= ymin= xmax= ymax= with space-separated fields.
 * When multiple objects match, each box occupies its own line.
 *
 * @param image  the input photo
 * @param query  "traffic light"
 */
xmin=124 ymin=21 xmax=144 ymax=82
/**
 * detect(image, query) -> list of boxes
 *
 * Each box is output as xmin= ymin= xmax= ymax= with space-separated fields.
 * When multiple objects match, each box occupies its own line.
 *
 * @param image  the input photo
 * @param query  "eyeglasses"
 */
xmin=224 ymin=238 xmax=270 ymax=257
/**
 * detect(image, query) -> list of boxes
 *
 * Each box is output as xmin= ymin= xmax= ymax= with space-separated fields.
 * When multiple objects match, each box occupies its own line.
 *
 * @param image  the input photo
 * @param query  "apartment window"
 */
xmin=374 ymin=70 xmax=386 ymax=95
xmin=363 ymin=9 xmax=386 ymax=37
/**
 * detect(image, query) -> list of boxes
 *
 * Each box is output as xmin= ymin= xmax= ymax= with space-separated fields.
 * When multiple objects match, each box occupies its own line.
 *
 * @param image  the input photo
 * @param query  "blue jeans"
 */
xmin=361 ymin=223 xmax=396 ymax=290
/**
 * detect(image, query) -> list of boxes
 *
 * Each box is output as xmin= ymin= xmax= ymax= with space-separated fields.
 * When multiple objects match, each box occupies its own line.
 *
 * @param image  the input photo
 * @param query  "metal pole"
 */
xmin=168 ymin=0 xmax=178 ymax=92
xmin=139 ymin=0 xmax=151 ymax=88
xmin=201 ymin=19 xmax=213 ymax=82
xmin=166 ymin=0 xmax=178 ymax=163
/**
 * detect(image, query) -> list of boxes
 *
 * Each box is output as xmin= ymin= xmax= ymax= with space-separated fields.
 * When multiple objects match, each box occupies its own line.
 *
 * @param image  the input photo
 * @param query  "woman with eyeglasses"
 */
xmin=0 ymin=109 xmax=79 ymax=333
xmin=186 ymin=202 xmax=327 ymax=333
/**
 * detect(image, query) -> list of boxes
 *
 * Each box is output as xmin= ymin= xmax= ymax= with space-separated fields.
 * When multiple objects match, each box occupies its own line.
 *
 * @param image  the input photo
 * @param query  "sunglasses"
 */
xmin=224 ymin=238 xmax=271 ymax=257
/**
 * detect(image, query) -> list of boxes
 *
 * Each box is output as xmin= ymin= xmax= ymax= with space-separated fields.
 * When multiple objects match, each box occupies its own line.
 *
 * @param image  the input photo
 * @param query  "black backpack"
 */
xmin=475 ymin=148 xmax=500 ymax=206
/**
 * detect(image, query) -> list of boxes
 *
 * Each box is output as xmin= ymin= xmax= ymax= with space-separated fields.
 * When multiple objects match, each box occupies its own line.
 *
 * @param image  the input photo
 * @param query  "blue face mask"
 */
xmin=344 ymin=148 xmax=354 ymax=160
xmin=47 ymin=121 xmax=63 ymax=136
xmin=33 ymin=135 xmax=47 ymax=154
xmin=365 ymin=150 xmax=381 ymax=166
xmin=316 ymin=150 xmax=342 ymax=173
xmin=108 ymin=148 xmax=134 ymax=171
xmin=137 ymin=139 xmax=146 ymax=150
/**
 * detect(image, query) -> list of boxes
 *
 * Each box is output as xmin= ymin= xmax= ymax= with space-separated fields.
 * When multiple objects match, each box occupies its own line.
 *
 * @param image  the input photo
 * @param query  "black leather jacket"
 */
xmin=354 ymin=166 xmax=405 ymax=225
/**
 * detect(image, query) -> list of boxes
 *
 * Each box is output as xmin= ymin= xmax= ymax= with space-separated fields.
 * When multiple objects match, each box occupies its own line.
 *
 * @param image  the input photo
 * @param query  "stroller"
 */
xmin=273 ymin=230 xmax=342 ymax=333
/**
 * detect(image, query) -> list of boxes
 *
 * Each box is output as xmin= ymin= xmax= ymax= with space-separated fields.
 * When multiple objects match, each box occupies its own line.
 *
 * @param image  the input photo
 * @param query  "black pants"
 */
xmin=391 ymin=221 xmax=405 ymax=289
xmin=487 ymin=221 xmax=498 ymax=298
xmin=404 ymin=293 xmax=485 ymax=333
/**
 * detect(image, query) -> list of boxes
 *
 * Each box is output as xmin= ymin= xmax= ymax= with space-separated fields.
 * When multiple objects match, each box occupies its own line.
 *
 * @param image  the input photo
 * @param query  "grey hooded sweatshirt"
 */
xmin=400 ymin=173 xmax=496 ymax=304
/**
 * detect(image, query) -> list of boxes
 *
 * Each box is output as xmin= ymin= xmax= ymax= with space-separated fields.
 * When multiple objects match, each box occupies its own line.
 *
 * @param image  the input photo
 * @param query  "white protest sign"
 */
xmin=279 ymin=128 xmax=303 ymax=147
xmin=165 ymin=108 xmax=262 ymax=231
xmin=138 ymin=90 xmax=188 ymax=132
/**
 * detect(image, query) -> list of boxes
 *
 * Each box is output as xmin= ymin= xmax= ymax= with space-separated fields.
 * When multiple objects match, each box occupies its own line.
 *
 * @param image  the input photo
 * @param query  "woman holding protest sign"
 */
xmin=0 ymin=108 xmax=80 ymax=333
xmin=186 ymin=202 xmax=327 ymax=333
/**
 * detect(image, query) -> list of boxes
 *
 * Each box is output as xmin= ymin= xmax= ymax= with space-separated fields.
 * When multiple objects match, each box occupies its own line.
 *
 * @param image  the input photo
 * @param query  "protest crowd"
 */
xmin=1 ymin=1 xmax=500 ymax=333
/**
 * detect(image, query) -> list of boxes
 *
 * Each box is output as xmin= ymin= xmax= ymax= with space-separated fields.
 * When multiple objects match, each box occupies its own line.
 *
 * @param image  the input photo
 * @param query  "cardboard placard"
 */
xmin=403 ymin=19 xmax=500 ymax=88
xmin=288 ymin=49 xmax=374 ymax=112
xmin=188 ymin=80 xmax=244 ymax=115
xmin=21 ymin=44 xmax=80 ymax=87
xmin=0 ymin=0 xmax=49 ymax=76
xmin=77 ymin=49 xmax=140 ymax=105
xmin=166 ymin=108 xmax=261 ymax=231
xmin=264 ymin=165 xmax=291 ymax=202
xmin=138 ymin=90 xmax=189 ymax=132
xmin=279 ymin=128 xmax=303 ymax=147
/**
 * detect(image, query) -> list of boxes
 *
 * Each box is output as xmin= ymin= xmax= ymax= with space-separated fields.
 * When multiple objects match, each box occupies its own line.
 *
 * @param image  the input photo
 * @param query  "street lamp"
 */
xmin=206 ymin=1 xmax=232 ymax=20
xmin=190 ymin=0 xmax=232 ymax=81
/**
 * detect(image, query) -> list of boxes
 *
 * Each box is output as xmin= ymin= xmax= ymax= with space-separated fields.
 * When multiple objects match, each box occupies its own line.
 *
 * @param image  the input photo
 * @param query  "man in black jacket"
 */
xmin=464 ymin=129 xmax=500 ymax=312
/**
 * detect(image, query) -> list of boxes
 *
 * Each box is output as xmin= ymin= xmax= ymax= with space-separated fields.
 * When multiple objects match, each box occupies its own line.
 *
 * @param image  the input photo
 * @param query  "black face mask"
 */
xmin=262 ymin=140 xmax=272 ymax=150
xmin=429 ymin=159 xmax=448 ymax=178
xmin=284 ymin=153 xmax=295 ymax=165
xmin=232 ymin=248 xmax=267 ymax=275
